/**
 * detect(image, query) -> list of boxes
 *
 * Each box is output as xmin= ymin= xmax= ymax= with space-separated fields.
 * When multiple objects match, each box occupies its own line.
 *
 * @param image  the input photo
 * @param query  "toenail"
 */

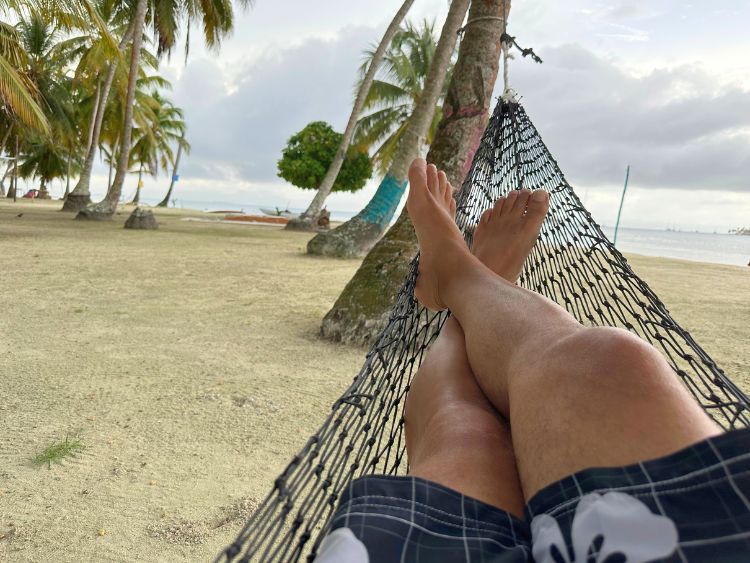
xmin=531 ymin=190 xmax=548 ymax=202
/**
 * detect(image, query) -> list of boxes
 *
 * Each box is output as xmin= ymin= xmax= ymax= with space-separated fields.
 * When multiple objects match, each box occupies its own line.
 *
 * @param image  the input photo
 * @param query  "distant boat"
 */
xmin=260 ymin=207 xmax=296 ymax=219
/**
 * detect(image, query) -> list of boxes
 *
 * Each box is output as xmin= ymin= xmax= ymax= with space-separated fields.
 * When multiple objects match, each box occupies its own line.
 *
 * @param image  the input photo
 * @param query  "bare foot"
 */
xmin=406 ymin=159 xmax=467 ymax=311
xmin=472 ymin=189 xmax=549 ymax=282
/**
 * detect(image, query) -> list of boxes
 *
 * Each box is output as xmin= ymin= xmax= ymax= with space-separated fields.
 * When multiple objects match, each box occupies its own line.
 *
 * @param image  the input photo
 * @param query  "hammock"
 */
xmin=218 ymin=99 xmax=750 ymax=563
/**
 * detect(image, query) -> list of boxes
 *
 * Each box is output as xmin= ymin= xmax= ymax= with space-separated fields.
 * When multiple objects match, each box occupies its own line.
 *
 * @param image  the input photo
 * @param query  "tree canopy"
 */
xmin=277 ymin=121 xmax=372 ymax=193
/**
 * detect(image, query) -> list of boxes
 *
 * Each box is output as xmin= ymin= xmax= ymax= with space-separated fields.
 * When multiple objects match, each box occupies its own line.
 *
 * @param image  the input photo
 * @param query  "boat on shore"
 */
xmin=224 ymin=214 xmax=289 ymax=225
xmin=260 ymin=207 xmax=296 ymax=219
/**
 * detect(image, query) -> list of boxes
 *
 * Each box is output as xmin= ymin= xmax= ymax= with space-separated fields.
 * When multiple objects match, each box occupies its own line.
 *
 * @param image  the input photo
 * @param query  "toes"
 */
xmin=479 ymin=207 xmax=493 ymax=226
xmin=449 ymin=198 xmax=456 ymax=218
xmin=438 ymin=170 xmax=448 ymax=195
xmin=492 ymin=196 xmax=506 ymax=219
xmin=513 ymin=188 xmax=532 ymax=214
xmin=438 ymin=171 xmax=451 ymax=206
xmin=408 ymin=159 xmax=428 ymax=193
xmin=426 ymin=164 xmax=439 ymax=197
xmin=526 ymin=190 xmax=550 ymax=225
xmin=503 ymin=190 xmax=519 ymax=215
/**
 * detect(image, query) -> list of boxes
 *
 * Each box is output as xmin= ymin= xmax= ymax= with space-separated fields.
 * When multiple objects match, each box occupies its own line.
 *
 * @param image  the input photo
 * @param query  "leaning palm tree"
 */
xmin=306 ymin=0 xmax=471 ymax=258
xmin=155 ymin=131 xmax=187 ymax=207
xmin=286 ymin=0 xmax=415 ymax=231
xmin=353 ymin=19 xmax=452 ymax=176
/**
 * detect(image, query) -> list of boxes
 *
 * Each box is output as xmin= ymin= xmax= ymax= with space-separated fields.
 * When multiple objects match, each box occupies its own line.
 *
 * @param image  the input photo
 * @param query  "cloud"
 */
xmin=171 ymin=26 xmax=373 ymax=185
xmin=507 ymin=44 xmax=750 ymax=192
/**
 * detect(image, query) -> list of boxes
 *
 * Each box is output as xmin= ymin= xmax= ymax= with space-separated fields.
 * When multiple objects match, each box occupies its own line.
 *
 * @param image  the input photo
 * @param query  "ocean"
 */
xmin=159 ymin=198 xmax=750 ymax=268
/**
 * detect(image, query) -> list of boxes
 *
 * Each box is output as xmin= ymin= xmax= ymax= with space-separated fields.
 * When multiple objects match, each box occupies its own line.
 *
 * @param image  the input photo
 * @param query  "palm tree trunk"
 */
xmin=131 ymin=164 xmax=143 ymax=204
xmin=77 ymin=0 xmax=147 ymax=220
xmin=107 ymin=145 xmax=115 ymax=187
xmin=11 ymin=135 xmax=19 ymax=201
xmin=0 ymin=159 xmax=11 ymax=197
xmin=85 ymin=81 xmax=101 ymax=155
xmin=157 ymin=135 xmax=184 ymax=207
xmin=0 ymin=127 xmax=11 ymax=156
xmin=307 ymin=0 xmax=471 ymax=257
xmin=0 ymin=128 xmax=12 ymax=198
xmin=286 ymin=0 xmax=416 ymax=232
xmin=64 ymin=22 xmax=135 ymax=212
xmin=0 ymin=162 xmax=9 ymax=197
xmin=321 ymin=0 xmax=511 ymax=345
xmin=63 ymin=151 xmax=71 ymax=199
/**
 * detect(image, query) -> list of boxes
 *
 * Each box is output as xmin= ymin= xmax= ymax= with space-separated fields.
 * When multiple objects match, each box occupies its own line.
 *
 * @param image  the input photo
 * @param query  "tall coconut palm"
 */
xmin=286 ymin=0 xmax=415 ymax=231
xmin=320 ymin=0 xmax=512 ymax=345
xmin=62 ymin=1 xmax=135 ymax=211
xmin=306 ymin=0 xmax=471 ymax=258
xmin=353 ymin=19 xmax=453 ymax=176
xmin=73 ymin=0 xmax=145 ymax=219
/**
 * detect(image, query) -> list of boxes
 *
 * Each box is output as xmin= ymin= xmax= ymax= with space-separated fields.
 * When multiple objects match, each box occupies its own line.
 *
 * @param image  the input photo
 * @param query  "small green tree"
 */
xmin=277 ymin=121 xmax=372 ymax=193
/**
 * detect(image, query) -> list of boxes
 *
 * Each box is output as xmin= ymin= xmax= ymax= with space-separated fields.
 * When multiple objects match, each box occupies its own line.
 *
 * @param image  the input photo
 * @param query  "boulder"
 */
xmin=124 ymin=207 xmax=158 ymax=230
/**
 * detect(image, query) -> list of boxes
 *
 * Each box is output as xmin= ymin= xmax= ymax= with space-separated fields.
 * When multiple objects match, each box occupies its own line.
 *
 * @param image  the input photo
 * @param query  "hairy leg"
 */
xmin=405 ymin=166 xmax=524 ymax=516
xmin=406 ymin=316 xmax=525 ymax=516
xmin=407 ymin=158 xmax=721 ymax=498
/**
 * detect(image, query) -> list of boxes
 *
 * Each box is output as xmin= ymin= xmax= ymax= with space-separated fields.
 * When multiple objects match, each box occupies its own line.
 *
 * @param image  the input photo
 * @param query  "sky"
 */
xmin=82 ymin=0 xmax=749 ymax=232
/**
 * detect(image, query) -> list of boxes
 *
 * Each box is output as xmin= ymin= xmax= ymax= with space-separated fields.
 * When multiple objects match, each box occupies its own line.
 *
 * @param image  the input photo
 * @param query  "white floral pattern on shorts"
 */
xmin=531 ymin=492 xmax=678 ymax=563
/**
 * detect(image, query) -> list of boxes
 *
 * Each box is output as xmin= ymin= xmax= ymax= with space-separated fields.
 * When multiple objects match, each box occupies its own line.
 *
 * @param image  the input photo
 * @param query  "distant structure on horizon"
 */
xmin=729 ymin=227 xmax=750 ymax=236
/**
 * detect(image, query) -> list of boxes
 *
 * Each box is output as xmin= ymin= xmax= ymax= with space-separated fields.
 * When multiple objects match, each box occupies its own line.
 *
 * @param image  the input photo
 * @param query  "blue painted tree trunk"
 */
xmin=359 ymin=174 xmax=409 ymax=230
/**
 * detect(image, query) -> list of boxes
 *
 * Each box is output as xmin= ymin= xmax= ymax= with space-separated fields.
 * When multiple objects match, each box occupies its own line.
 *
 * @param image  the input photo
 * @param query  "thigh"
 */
xmin=405 ymin=317 xmax=525 ymax=517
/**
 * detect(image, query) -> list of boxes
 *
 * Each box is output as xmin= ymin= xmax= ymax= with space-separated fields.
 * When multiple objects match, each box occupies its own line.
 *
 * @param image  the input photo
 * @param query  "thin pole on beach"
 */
xmin=613 ymin=164 xmax=630 ymax=247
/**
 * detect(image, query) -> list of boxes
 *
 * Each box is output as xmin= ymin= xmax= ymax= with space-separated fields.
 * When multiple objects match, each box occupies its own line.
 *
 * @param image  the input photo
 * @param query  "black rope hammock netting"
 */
xmin=218 ymin=99 xmax=750 ymax=563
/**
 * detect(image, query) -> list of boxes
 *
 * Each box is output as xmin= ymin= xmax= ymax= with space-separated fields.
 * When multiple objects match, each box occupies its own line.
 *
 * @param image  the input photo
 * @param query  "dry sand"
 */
xmin=1 ymin=200 xmax=748 ymax=562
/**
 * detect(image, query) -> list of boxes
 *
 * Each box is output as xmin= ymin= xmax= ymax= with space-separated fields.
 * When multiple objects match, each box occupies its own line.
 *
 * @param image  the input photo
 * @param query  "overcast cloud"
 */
xmin=75 ymin=0 xmax=749 ymax=231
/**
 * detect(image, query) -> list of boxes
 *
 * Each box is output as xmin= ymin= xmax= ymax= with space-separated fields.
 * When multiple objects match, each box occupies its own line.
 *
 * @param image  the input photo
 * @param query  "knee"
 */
xmin=532 ymin=327 xmax=676 ymax=398
xmin=407 ymin=401 xmax=511 ymax=463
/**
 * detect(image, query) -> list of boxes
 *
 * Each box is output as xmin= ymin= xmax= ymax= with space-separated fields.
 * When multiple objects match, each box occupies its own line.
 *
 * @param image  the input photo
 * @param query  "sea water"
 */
xmin=599 ymin=226 xmax=750 ymax=268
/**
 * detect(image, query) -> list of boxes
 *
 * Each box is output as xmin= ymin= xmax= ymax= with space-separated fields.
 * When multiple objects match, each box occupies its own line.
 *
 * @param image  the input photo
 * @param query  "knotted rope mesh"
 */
xmin=218 ymin=100 xmax=750 ymax=563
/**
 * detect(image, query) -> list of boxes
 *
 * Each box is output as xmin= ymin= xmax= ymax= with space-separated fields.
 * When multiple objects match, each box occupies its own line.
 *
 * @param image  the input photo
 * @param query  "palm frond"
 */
xmin=0 ymin=54 xmax=48 ymax=132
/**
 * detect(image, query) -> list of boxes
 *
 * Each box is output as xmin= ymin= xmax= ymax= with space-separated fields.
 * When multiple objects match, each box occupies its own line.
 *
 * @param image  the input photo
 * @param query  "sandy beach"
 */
xmin=1 ymin=200 xmax=749 ymax=562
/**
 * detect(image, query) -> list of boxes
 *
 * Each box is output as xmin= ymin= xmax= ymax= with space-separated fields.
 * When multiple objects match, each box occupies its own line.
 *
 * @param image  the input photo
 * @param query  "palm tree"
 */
xmin=78 ymin=0 xmax=252 ymax=220
xmin=14 ymin=11 xmax=81 ymax=196
xmin=285 ymin=0 xmax=415 ymax=231
xmin=306 ymin=0 xmax=471 ymax=258
xmin=320 ymin=0 xmax=512 ymax=345
xmin=0 ymin=0 xmax=118 ymax=134
xmin=0 ymin=19 xmax=48 ymax=132
xmin=62 ymin=0 xmax=136 ymax=211
xmin=127 ymin=90 xmax=187 ymax=204
xmin=353 ymin=19 xmax=452 ymax=176
xmin=156 ymin=131 xmax=186 ymax=207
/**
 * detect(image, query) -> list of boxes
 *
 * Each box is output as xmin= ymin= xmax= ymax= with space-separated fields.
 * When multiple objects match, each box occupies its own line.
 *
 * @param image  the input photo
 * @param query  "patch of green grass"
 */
xmin=32 ymin=436 xmax=85 ymax=469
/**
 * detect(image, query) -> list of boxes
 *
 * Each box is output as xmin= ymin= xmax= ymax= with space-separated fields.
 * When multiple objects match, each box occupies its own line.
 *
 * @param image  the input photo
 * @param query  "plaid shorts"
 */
xmin=316 ymin=428 xmax=750 ymax=562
